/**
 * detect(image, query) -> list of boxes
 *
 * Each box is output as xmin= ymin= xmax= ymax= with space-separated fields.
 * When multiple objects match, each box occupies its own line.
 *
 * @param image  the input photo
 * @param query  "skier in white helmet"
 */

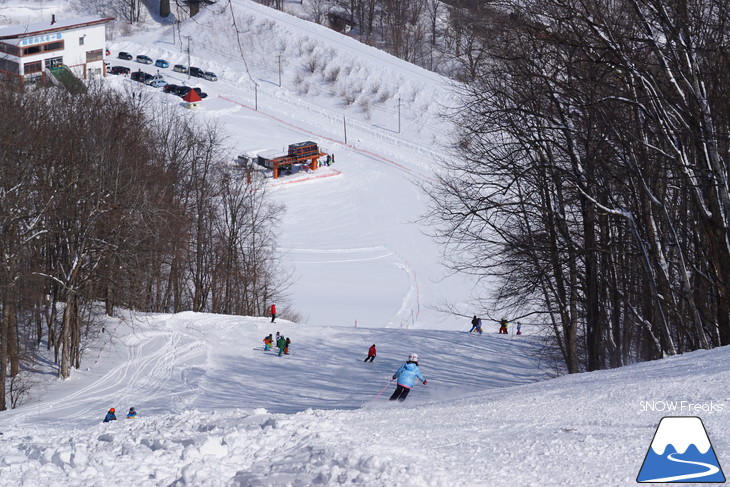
xmin=389 ymin=353 xmax=427 ymax=402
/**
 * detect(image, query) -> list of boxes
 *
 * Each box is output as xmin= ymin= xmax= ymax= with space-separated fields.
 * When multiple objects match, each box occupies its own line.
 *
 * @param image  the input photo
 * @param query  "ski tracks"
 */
xmin=0 ymin=322 xmax=208 ymax=428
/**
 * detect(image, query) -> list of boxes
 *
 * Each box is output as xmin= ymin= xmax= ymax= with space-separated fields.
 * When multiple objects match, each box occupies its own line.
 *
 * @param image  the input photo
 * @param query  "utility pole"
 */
xmin=185 ymin=36 xmax=191 ymax=80
xmin=278 ymin=54 xmax=282 ymax=87
xmin=397 ymin=97 xmax=401 ymax=133
xmin=343 ymin=116 xmax=347 ymax=144
xmin=254 ymin=83 xmax=258 ymax=110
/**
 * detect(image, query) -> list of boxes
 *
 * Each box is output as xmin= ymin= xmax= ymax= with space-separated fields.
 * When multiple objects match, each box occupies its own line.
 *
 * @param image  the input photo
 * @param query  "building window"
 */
xmin=0 ymin=58 xmax=20 ymax=73
xmin=86 ymin=49 xmax=102 ymax=63
xmin=44 ymin=41 xmax=64 ymax=52
xmin=24 ymin=60 xmax=42 ymax=74
xmin=22 ymin=45 xmax=42 ymax=56
xmin=44 ymin=57 xmax=63 ymax=69
xmin=0 ymin=42 xmax=20 ymax=56
xmin=21 ymin=40 xmax=64 ymax=56
xmin=79 ymin=36 xmax=85 ymax=46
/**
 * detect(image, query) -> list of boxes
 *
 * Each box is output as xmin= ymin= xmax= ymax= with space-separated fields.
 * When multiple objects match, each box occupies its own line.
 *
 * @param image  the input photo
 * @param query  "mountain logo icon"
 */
xmin=637 ymin=416 xmax=725 ymax=483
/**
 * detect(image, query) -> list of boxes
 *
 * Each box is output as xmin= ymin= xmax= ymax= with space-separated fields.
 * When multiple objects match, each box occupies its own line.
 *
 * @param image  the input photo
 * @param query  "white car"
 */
xmin=136 ymin=55 xmax=153 ymax=64
xmin=203 ymin=71 xmax=218 ymax=81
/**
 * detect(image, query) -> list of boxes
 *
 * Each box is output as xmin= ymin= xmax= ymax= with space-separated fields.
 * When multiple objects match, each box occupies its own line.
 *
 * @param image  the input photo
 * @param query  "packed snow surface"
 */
xmin=1 ymin=312 xmax=729 ymax=486
xmin=1 ymin=1 xmax=729 ymax=486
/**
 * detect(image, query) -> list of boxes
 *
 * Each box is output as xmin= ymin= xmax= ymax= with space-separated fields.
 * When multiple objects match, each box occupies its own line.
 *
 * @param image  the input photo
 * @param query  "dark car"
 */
xmin=178 ymin=86 xmax=208 ymax=99
xmin=131 ymin=71 xmax=153 ymax=83
xmin=163 ymin=83 xmax=179 ymax=93
xmin=118 ymin=51 xmax=133 ymax=60
xmin=110 ymin=66 xmax=131 ymax=75
xmin=189 ymin=66 xmax=204 ymax=78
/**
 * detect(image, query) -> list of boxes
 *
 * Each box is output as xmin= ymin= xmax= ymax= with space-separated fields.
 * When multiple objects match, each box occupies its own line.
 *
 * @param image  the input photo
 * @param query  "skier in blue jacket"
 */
xmin=103 ymin=408 xmax=117 ymax=422
xmin=389 ymin=353 xmax=427 ymax=402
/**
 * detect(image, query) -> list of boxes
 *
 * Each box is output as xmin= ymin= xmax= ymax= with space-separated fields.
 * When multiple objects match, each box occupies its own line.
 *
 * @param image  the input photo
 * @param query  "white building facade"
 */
xmin=0 ymin=15 xmax=114 ymax=87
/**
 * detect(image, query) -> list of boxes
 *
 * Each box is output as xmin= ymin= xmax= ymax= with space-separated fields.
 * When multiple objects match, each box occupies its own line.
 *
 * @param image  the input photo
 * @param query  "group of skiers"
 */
xmin=266 ymin=303 xmax=426 ymax=403
xmin=470 ymin=316 xmax=521 ymax=335
xmin=263 ymin=332 xmax=291 ymax=356
xmin=103 ymin=407 xmax=137 ymax=422
xmin=320 ymin=153 xmax=335 ymax=167
xmin=265 ymin=305 xmax=291 ymax=356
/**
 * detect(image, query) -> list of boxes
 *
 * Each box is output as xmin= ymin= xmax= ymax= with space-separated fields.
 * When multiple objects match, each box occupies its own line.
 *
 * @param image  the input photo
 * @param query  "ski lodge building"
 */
xmin=0 ymin=15 xmax=114 ymax=88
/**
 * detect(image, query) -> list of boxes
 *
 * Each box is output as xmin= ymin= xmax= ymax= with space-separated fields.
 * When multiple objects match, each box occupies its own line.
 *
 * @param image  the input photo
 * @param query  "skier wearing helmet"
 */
xmin=389 ymin=353 xmax=427 ymax=402
xmin=103 ymin=408 xmax=117 ymax=422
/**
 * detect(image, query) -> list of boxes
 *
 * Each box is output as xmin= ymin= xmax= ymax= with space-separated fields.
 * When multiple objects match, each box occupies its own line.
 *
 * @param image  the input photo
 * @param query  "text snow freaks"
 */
xmin=640 ymin=401 xmax=724 ymax=413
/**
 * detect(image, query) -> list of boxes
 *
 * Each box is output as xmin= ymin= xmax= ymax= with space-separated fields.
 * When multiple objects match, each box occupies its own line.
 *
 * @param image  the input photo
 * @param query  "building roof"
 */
xmin=182 ymin=89 xmax=202 ymax=103
xmin=0 ymin=16 xmax=114 ymax=40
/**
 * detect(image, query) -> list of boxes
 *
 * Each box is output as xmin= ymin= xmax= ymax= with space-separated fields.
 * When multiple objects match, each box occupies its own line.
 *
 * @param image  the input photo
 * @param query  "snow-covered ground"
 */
xmin=102 ymin=0 xmax=474 ymax=329
xmin=1 ymin=1 xmax=729 ymax=486
xmin=1 ymin=311 xmax=728 ymax=486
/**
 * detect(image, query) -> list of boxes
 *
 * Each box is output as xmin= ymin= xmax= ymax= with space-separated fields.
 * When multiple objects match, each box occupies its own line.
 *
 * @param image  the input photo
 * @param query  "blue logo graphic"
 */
xmin=637 ymin=417 xmax=725 ymax=483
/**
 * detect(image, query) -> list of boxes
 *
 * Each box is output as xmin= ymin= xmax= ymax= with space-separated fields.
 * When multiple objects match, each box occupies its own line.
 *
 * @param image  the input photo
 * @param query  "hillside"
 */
xmin=0 ymin=310 xmax=728 ymax=486
xmin=101 ymin=0 xmax=477 ymax=330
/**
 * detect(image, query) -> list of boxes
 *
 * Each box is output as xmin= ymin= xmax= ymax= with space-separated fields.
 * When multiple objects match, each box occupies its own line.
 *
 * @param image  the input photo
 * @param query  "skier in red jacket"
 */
xmin=271 ymin=303 xmax=276 ymax=323
xmin=364 ymin=344 xmax=376 ymax=362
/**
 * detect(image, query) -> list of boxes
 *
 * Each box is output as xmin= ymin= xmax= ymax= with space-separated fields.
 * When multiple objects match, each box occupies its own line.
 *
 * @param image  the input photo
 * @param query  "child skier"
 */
xmin=285 ymin=337 xmax=291 ymax=355
xmin=476 ymin=317 xmax=483 ymax=335
xmin=103 ymin=408 xmax=117 ymax=422
xmin=499 ymin=318 xmax=509 ymax=334
xmin=516 ymin=323 xmax=522 ymax=335
xmin=263 ymin=334 xmax=273 ymax=351
xmin=271 ymin=303 xmax=277 ymax=323
xmin=277 ymin=335 xmax=287 ymax=356
xmin=126 ymin=407 xmax=138 ymax=419
xmin=364 ymin=344 xmax=376 ymax=362
xmin=389 ymin=354 xmax=427 ymax=402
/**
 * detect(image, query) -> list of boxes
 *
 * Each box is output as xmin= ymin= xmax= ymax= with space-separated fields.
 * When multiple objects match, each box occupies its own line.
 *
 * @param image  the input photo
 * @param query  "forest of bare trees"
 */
xmin=427 ymin=0 xmax=730 ymax=373
xmin=0 ymin=83 xmax=286 ymax=410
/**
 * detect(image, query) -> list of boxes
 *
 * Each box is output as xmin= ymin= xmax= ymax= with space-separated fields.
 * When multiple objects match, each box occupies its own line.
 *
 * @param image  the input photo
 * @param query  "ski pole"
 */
xmin=373 ymin=378 xmax=394 ymax=400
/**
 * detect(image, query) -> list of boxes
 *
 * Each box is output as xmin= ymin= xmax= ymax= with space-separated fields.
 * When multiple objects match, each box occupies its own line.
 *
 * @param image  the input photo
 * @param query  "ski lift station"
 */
xmin=238 ymin=141 xmax=330 ymax=179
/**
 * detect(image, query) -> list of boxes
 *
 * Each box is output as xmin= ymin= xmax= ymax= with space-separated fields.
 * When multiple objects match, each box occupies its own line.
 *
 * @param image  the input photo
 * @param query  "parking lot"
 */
xmin=107 ymin=49 xmax=219 ymax=100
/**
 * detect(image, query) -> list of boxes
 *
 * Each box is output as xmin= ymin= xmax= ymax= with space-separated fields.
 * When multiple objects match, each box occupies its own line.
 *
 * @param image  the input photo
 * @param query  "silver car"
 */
xmin=203 ymin=71 xmax=218 ymax=81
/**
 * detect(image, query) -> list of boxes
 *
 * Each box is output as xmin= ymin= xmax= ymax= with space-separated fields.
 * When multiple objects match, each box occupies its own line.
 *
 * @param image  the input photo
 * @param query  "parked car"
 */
xmin=144 ymin=73 xmax=164 ymax=84
xmin=155 ymin=59 xmax=169 ymax=68
xmin=131 ymin=71 xmax=153 ymax=83
xmin=173 ymin=85 xmax=192 ymax=96
xmin=163 ymin=83 xmax=179 ymax=93
xmin=178 ymin=86 xmax=208 ymax=99
xmin=118 ymin=51 xmax=133 ymax=60
xmin=110 ymin=66 xmax=131 ymax=75
xmin=203 ymin=71 xmax=218 ymax=81
xmin=173 ymin=64 xmax=187 ymax=73
xmin=136 ymin=54 xmax=153 ymax=64
xmin=189 ymin=66 xmax=204 ymax=78
xmin=148 ymin=79 xmax=167 ymax=88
